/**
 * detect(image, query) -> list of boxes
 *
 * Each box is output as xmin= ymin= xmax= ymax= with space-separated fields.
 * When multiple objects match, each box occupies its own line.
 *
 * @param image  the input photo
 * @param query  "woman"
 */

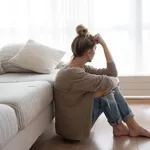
xmin=54 ymin=25 xmax=150 ymax=141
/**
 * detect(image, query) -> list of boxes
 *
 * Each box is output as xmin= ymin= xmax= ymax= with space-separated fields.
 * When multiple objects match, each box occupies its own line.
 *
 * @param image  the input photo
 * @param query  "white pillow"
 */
xmin=9 ymin=40 xmax=66 ymax=74
xmin=0 ymin=44 xmax=31 ymax=73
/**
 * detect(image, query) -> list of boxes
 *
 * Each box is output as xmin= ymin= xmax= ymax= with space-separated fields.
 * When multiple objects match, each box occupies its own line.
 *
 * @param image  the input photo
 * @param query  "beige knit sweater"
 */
xmin=54 ymin=62 xmax=118 ymax=140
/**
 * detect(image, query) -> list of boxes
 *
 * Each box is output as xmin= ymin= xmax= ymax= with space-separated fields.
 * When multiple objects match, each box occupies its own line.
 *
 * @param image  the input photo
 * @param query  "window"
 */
xmin=0 ymin=0 xmax=149 ymax=76
xmin=142 ymin=0 xmax=150 ymax=75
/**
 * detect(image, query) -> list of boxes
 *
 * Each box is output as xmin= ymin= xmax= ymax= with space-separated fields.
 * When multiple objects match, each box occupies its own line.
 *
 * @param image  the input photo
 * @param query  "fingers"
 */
xmin=94 ymin=34 xmax=100 ymax=44
xmin=103 ymin=90 xmax=112 ymax=96
xmin=95 ymin=90 xmax=112 ymax=98
xmin=94 ymin=33 xmax=104 ymax=45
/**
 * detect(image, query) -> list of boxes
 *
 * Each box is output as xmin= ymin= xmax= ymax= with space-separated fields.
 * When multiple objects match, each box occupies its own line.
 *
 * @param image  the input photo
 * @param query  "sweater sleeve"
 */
xmin=71 ymin=70 xmax=118 ymax=92
xmin=84 ymin=62 xmax=118 ymax=77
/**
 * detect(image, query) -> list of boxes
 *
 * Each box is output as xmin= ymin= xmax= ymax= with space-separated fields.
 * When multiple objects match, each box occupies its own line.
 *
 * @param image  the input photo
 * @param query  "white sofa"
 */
xmin=0 ymin=70 xmax=59 ymax=150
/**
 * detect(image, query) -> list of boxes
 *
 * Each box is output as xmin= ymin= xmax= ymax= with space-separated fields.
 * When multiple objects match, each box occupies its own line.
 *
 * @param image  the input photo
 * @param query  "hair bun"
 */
xmin=76 ymin=24 xmax=88 ymax=36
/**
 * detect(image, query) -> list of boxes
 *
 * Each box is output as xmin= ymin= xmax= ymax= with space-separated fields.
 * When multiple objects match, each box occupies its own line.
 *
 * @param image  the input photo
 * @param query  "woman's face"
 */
xmin=87 ymin=45 xmax=96 ymax=62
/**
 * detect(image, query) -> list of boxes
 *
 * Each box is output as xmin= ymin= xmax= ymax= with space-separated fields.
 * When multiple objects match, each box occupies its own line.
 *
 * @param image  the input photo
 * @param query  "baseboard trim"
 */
xmin=125 ymin=96 xmax=150 ymax=100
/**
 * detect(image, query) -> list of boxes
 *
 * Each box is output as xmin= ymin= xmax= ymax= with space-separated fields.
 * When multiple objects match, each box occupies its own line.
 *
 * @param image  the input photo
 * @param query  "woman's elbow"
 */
xmin=113 ymin=71 xmax=118 ymax=77
xmin=109 ymin=71 xmax=118 ymax=77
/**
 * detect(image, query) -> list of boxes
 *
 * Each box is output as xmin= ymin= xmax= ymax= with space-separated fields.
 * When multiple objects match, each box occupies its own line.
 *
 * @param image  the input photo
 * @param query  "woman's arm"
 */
xmin=102 ymin=43 xmax=114 ymax=63
xmin=70 ymin=70 xmax=119 ymax=92
xmin=94 ymin=34 xmax=118 ymax=76
xmin=84 ymin=64 xmax=117 ymax=77
xmin=95 ymin=34 xmax=114 ymax=63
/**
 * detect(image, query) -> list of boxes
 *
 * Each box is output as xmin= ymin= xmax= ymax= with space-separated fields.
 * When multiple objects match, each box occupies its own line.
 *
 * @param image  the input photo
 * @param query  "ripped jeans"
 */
xmin=92 ymin=87 xmax=134 ymax=126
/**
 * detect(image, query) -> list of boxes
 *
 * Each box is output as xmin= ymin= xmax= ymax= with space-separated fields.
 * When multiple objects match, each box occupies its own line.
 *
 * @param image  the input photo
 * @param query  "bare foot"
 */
xmin=113 ymin=123 xmax=129 ymax=136
xmin=129 ymin=126 xmax=150 ymax=138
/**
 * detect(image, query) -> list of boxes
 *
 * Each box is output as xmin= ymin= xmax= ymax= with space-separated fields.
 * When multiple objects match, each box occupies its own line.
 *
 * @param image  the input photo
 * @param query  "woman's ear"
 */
xmin=87 ymin=49 xmax=92 ymax=55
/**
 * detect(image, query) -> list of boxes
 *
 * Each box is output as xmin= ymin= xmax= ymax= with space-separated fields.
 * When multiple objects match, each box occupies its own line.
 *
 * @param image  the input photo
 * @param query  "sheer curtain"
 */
xmin=0 ymin=0 xmax=150 ymax=76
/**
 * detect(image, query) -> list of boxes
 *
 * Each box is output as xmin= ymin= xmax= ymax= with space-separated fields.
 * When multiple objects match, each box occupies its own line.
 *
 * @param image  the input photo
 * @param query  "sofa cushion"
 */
xmin=0 ymin=44 xmax=31 ymax=73
xmin=9 ymin=39 xmax=66 ymax=73
xmin=0 ymin=81 xmax=53 ymax=129
xmin=0 ymin=104 xmax=18 ymax=149
xmin=0 ymin=69 xmax=59 ymax=85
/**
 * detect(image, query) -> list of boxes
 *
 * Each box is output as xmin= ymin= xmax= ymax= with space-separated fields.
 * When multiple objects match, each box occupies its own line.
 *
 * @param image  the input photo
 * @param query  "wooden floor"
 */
xmin=30 ymin=101 xmax=150 ymax=150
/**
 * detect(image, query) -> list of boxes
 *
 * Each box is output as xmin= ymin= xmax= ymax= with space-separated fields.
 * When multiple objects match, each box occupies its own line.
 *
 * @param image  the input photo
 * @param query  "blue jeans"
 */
xmin=92 ymin=87 xmax=134 ymax=126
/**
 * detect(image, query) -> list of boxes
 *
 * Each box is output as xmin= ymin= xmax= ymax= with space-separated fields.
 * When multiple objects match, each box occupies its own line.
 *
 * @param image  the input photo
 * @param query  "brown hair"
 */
xmin=71 ymin=24 xmax=96 ymax=57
